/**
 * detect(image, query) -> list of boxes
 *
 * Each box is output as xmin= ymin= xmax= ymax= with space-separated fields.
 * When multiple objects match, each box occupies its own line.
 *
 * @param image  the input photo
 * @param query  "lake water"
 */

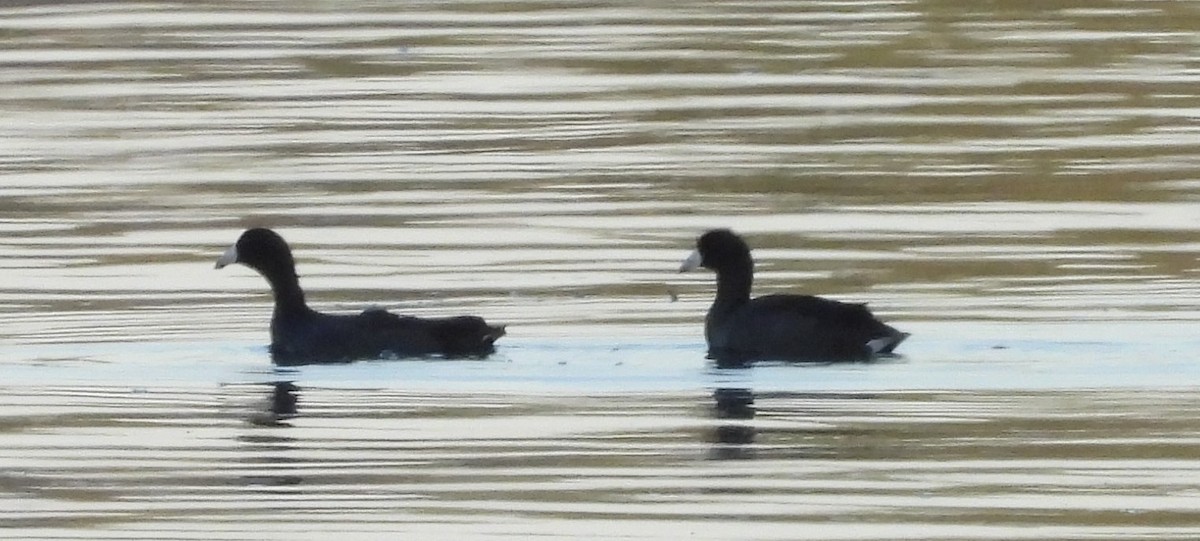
xmin=3 ymin=0 xmax=1200 ymax=539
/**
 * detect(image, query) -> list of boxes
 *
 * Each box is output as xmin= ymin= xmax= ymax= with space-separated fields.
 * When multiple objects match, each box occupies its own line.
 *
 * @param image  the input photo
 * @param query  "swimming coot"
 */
xmin=216 ymin=228 xmax=505 ymax=365
xmin=679 ymin=229 xmax=907 ymax=365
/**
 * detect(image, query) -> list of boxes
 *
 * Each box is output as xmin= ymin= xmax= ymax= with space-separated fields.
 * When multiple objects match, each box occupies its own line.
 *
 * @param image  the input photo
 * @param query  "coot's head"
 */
xmin=215 ymin=228 xmax=296 ymax=276
xmin=679 ymin=229 xmax=752 ymax=273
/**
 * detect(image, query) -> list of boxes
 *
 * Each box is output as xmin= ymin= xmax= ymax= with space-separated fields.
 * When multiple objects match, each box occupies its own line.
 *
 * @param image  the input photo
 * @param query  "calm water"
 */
xmin=3 ymin=0 xmax=1200 ymax=538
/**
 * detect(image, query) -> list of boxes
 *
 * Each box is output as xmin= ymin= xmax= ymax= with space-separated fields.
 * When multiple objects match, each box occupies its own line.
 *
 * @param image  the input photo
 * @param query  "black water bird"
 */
xmin=216 ymin=228 xmax=505 ymax=365
xmin=679 ymin=229 xmax=906 ymax=365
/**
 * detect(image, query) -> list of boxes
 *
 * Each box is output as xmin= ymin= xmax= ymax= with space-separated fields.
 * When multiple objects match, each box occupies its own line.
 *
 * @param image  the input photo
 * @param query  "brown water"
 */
xmin=2 ymin=0 xmax=1200 ymax=538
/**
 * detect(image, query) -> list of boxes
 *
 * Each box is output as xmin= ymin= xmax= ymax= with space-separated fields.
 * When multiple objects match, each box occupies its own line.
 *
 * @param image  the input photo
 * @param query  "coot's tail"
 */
xmin=866 ymin=327 xmax=909 ymax=355
xmin=482 ymin=324 xmax=507 ymax=345
xmin=436 ymin=316 xmax=506 ymax=356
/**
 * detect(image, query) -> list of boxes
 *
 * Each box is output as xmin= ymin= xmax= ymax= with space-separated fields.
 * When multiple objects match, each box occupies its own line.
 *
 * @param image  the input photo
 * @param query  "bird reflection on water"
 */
xmin=237 ymin=381 xmax=303 ymax=489
xmin=242 ymin=381 xmax=299 ymax=427
xmin=710 ymin=387 xmax=756 ymax=460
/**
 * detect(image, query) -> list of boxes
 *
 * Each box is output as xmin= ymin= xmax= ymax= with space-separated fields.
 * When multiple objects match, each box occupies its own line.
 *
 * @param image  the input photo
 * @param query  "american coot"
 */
xmin=679 ymin=229 xmax=907 ymax=365
xmin=216 ymin=228 xmax=505 ymax=365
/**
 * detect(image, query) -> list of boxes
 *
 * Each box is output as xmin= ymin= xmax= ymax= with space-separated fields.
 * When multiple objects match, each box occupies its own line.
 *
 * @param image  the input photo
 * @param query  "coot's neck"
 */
xmin=258 ymin=263 xmax=310 ymax=316
xmin=710 ymin=257 xmax=753 ymax=320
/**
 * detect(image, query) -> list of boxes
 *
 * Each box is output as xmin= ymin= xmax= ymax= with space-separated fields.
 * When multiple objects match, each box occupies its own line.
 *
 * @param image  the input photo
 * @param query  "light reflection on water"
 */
xmin=4 ymin=382 xmax=1200 ymax=539
xmin=3 ymin=0 xmax=1200 ymax=539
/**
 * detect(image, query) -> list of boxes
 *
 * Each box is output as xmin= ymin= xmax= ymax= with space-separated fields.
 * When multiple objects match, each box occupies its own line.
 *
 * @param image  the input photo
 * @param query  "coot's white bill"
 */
xmin=215 ymin=243 xmax=238 ymax=269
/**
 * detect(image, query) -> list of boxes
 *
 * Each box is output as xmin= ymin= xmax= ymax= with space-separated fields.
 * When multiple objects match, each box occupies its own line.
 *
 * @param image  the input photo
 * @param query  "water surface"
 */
xmin=2 ymin=0 xmax=1200 ymax=539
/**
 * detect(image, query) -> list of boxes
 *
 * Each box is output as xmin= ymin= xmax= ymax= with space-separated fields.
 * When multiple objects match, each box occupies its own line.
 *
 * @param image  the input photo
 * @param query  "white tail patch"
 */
xmin=865 ymin=337 xmax=893 ymax=354
xmin=867 ymin=332 xmax=910 ymax=354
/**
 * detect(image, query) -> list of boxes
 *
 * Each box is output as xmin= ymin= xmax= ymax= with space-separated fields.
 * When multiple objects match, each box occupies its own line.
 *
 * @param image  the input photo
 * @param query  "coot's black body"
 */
xmin=217 ymin=228 xmax=504 ymax=365
xmin=680 ymin=229 xmax=906 ymax=366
